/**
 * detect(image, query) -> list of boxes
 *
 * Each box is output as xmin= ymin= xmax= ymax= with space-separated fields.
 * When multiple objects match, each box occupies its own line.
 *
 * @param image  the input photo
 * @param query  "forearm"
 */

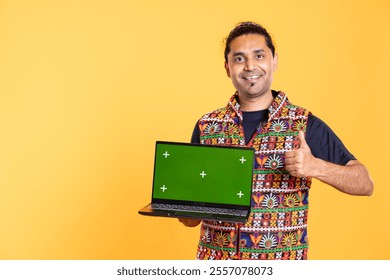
xmin=312 ymin=159 xmax=374 ymax=196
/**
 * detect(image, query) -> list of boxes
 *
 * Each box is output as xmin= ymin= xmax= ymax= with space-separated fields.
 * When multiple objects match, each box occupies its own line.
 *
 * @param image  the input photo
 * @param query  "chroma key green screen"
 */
xmin=152 ymin=142 xmax=254 ymax=206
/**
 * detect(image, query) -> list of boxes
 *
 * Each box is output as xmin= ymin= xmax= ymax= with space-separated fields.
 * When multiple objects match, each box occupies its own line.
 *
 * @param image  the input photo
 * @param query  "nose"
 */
xmin=244 ymin=58 xmax=256 ymax=71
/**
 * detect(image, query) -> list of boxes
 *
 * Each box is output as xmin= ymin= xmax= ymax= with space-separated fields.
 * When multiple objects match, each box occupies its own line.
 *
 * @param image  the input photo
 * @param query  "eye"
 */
xmin=256 ymin=54 xmax=265 ymax=59
xmin=233 ymin=56 xmax=245 ymax=63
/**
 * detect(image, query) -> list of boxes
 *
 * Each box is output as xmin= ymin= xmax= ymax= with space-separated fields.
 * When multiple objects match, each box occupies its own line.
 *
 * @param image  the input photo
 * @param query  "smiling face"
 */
xmin=225 ymin=34 xmax=278 ymax=102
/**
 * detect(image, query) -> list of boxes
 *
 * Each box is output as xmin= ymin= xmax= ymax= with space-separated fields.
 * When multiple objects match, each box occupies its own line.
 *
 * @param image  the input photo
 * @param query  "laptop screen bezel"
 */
xmin=150 ymin=141 xmax=254 ymax=210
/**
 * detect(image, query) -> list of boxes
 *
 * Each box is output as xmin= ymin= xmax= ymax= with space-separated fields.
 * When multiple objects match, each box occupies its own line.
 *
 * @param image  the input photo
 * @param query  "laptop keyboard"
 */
xmin=152 ymin=203 xmax=247 ymax=217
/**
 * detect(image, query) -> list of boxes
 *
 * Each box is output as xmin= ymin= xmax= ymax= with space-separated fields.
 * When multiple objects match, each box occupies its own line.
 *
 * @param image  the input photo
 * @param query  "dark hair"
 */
xmin=224 ymin=21 xmax=276 ymax=62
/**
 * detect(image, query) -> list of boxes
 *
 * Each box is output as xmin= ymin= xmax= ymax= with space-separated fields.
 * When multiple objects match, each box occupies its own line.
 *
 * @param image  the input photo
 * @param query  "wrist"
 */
xmin=311 ymin=157 xmax=325 ymax=178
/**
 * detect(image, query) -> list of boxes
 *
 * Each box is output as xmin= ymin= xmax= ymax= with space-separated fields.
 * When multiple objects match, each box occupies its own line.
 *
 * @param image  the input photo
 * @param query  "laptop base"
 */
xmin=139 ymin=203 xmax=249 ymax=223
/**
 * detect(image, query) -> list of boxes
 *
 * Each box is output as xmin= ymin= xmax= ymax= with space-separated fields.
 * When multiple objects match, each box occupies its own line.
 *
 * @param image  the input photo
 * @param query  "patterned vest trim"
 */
xmin=196 ymin=91 xmax=312 ymax=260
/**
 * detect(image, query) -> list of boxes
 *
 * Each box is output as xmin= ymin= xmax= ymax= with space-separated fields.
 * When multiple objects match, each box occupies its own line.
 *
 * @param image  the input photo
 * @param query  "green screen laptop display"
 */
xmin=152 ymin=142 xmax=254 ymax=206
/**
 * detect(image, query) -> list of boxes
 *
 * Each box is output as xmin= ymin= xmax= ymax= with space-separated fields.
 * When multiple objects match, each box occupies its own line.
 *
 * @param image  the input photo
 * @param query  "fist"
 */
xmin=285 ymin=131 xmax=317 ymax=177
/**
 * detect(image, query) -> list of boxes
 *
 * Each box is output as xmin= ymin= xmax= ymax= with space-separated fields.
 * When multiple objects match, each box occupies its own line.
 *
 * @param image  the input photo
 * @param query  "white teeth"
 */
xmin=244 ymin=75 xmax=260 ymax=80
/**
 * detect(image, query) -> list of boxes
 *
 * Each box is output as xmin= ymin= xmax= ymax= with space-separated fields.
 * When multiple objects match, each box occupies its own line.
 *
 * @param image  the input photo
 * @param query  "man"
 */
xmin=179 ymin=22 xmax=373 ymax=260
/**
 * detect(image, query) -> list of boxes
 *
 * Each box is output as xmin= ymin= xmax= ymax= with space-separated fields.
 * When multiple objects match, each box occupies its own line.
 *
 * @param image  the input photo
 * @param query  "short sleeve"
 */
xmin=306 ymin=114 xmax=356 ymax=166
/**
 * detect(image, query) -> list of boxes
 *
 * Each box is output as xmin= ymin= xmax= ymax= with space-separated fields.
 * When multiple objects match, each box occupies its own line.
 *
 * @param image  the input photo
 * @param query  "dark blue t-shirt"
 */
xmin=191 ymin=100 xmax=355 ymax=166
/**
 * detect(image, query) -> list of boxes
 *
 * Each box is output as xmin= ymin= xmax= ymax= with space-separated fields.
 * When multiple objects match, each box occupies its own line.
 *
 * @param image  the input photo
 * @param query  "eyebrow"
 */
xmin=232 ymin=49 xmax=266 ymax=56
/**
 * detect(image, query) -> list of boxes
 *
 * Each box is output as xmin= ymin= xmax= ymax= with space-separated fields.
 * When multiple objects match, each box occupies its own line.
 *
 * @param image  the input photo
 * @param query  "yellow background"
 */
xmin=0 ymin=0 xmax=389 ymax=259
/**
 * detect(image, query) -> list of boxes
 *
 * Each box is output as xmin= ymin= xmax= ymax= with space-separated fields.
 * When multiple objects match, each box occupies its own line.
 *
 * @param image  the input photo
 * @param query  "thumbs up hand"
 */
xmin=285 ymin=131 xmax=318 ymax=177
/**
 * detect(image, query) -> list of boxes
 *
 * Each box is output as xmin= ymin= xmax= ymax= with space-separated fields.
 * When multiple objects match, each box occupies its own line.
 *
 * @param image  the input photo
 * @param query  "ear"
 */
xmin=272 ymin=53 xmax=279 ymax=71
xmin=224 ymin=61 xmax=231 ymax=78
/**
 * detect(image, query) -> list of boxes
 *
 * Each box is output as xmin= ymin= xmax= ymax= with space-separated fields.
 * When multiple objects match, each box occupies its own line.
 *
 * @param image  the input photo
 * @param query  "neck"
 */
xmin=238 ymin=91 xmax=274 ymax=112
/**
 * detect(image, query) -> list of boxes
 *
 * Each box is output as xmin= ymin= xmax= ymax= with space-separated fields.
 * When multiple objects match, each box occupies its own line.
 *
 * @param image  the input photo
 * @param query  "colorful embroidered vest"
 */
xmin=196 ymin=91 xmax=312 ymax=260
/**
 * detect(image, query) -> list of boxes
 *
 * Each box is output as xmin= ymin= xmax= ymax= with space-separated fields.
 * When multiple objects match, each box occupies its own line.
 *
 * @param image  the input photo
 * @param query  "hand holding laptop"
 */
xmin=178 ymin=218 xmax=201 ymax=227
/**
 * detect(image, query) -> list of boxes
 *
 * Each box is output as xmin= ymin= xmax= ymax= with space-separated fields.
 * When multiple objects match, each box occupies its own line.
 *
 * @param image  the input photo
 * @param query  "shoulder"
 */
xmin=306 ymin=114 xmax=336 ymax=141
xmin=274 ymin=91 xmax=310 ymax=118
xmin=307 ymin=114 xmax=327 ymax=130
xmin=285 ymin=102 xmax=310 ymax=115
xmin=198 ymin=107 xmax=227 ymax=121
xmin=307 ymin=114 xmax=339 ymax=138
xmin=191 ymin=107 xmax=226 ymax=144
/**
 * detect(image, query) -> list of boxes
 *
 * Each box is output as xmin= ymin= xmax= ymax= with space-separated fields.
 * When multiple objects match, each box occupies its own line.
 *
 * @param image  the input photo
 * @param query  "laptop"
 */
xmin=138 ymin=141 xmax=255 ymax=223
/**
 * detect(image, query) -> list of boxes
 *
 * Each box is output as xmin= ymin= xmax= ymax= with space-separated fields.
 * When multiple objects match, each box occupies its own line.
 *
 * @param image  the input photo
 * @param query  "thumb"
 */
xmin=298 ymin=131 xmax=308 ymax=149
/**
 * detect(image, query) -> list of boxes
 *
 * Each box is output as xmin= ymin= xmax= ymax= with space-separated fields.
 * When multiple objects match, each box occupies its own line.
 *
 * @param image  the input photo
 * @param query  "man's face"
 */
xmin=225 ymin=34 xmax=278 ymax=100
